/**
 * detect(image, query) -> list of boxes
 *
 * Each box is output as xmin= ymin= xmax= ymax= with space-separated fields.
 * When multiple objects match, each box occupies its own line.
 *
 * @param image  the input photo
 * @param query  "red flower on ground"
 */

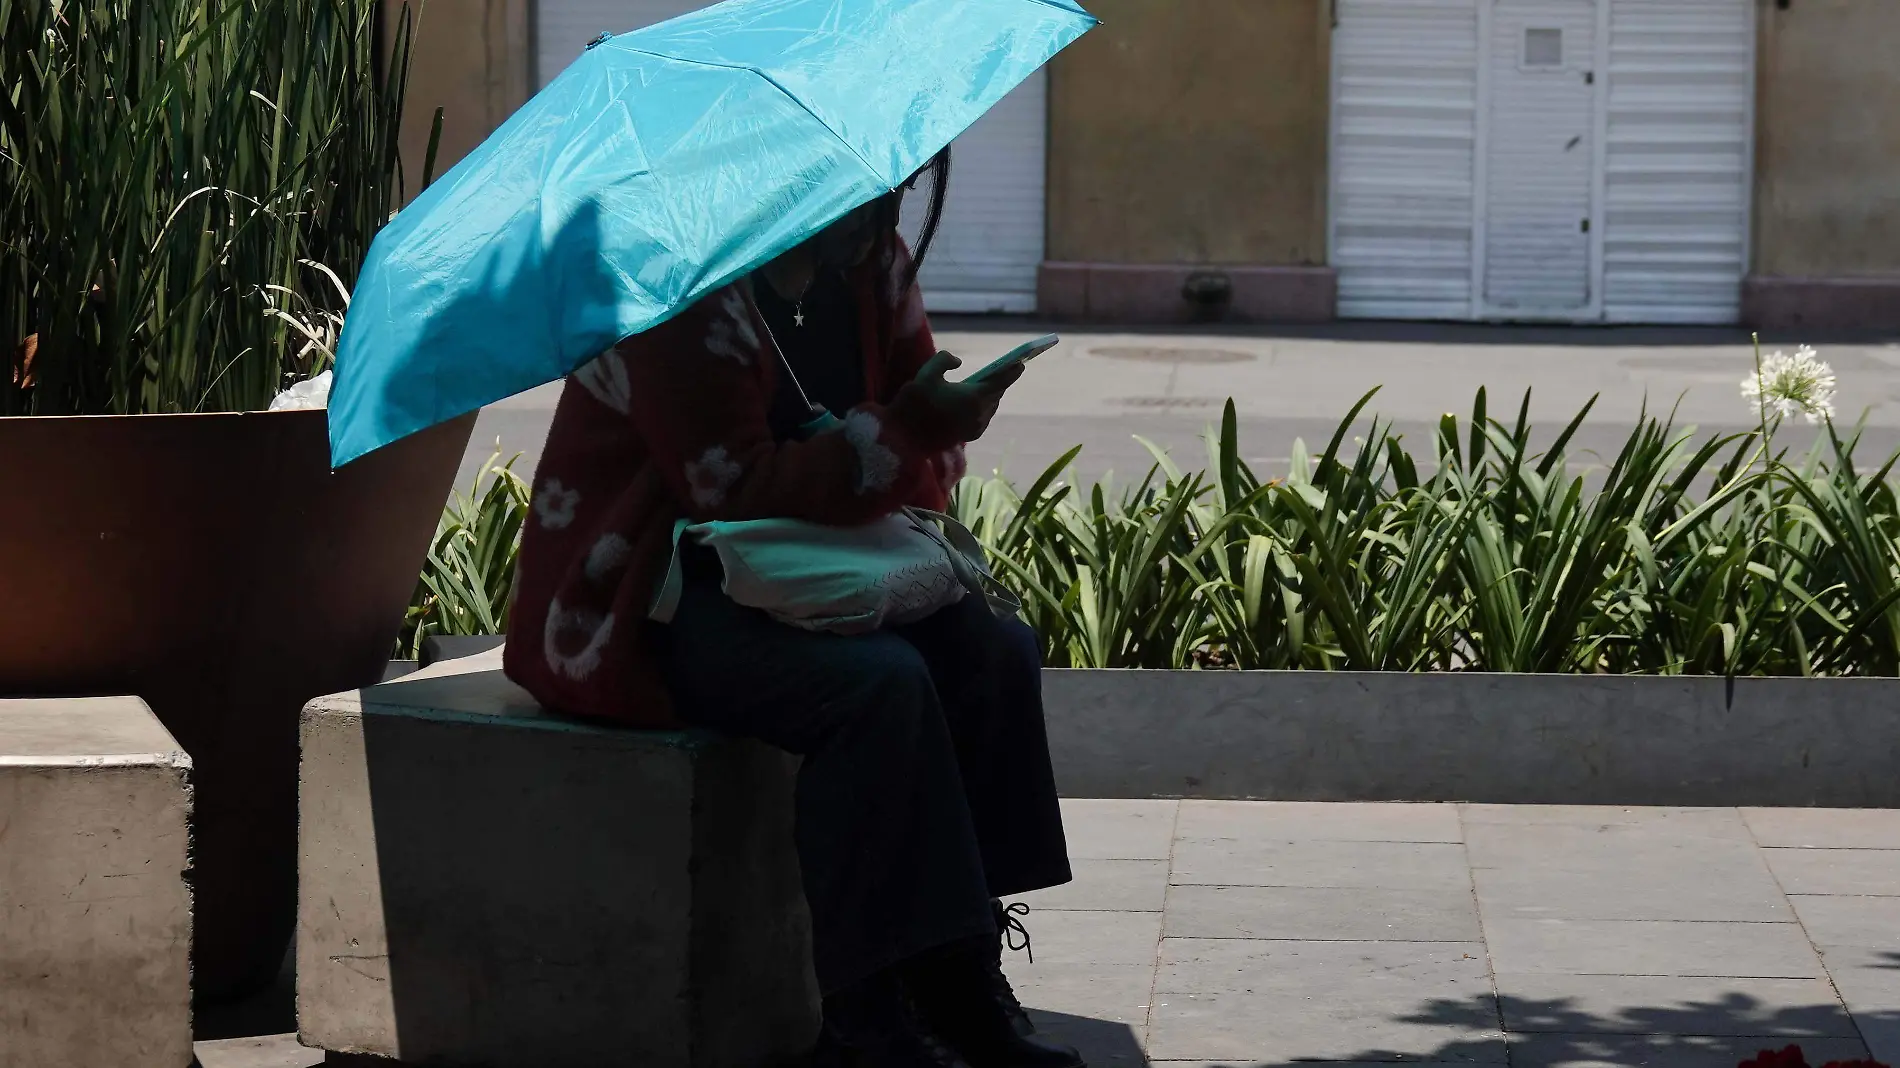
xmin=1738 ymin=1046 xmax=1891 ymax=1068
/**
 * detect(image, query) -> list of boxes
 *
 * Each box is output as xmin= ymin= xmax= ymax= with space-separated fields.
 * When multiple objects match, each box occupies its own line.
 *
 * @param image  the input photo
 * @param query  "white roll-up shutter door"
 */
xmin=1477 ymin=0 xmax=1600 ymax=319
xmin=1601 ymin=0 xmax=1753 ymax=324
xmin=898 ymin=77 xmax=1045 ymax=314
xmin=1330 ymin=0 xmax=1482 ymax=320
xmin=535 ymin=0 xmax=1046 ymax=315
xmin=1331 ymin=0 xmax=1752 ymax=324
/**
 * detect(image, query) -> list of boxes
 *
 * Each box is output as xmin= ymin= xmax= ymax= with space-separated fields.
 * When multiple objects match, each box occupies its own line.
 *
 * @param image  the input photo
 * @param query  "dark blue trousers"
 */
xmin=654 ymin=562 xmax=1072 ymax=994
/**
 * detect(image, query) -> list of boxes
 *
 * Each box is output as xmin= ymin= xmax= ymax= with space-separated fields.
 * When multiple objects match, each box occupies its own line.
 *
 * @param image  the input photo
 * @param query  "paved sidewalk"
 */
xmin=194 ymin=801 xmax=1900 ymax=1068
xmin=1006 ymin=801 xmax=1900 ymax=1068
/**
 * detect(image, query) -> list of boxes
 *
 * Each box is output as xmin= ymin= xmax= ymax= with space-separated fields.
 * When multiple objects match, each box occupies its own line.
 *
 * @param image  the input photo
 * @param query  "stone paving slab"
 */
xmin=1789 ymin=894 xmax=1900 ymax=947
xmin=1025 ymin=858 xmax=1171 ymax=912
xmin=1170 ymin=838 xmax=1474 ymax=891
xmin=1150 ymin=939 xmax=1500 ymax=1063
xmin=1175 ymin=800 xmax=1465 ymax=843
xmin=1763 ymin=846 xmax=1900 ymax=896
xmin=1471 ymin=863 xmax=1795 ymax=923
xmin=1478 ymin=918 xmax=1827 ymax=979
xmin=1742 ymin=808 xmax=1900 ymax=849
xmin=1145 ymin=985 xmax=1507 ymax=1064
xmin=1010 ymin=963 xmax=1156 ymax=1026
xmin=1015 ymin=907 xmax=1166 ymax=967
xmin=191 ymin=1034 xmax=322 ymax=1068
xmin=1065 ymin=799 xmax=1181 ymax=860
xmin=1463 ymin=820 xmax=1765 ymax=872
xmin=1463 ymin=805 xmax=1758 ymax=839
xmin=1164 ymin=883 xmax=1485 ymax=942
xmin=1154 ymin=937 xmax=1493 ymax=997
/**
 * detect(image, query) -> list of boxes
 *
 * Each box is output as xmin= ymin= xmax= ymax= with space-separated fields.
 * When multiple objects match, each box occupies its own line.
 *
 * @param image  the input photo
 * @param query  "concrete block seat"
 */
xmin=0 ymin=696 xmax=194 ymax=1068
xmin=298 ymin=649 xmax=819 ymax=1067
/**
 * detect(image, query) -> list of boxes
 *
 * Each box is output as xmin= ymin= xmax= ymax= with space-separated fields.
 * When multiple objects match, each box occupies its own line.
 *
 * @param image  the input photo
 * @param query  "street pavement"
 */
xmin=194 ymin=800 xmax=1900 ymax=1068
xmin=1008 ymin=800 xmax=1900 ymax=1068
xmin=451 ymin=321 xmax=1900 ymax=497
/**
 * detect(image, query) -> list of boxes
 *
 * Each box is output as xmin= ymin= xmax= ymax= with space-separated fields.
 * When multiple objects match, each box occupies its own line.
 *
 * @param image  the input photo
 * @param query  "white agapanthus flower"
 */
xmin=1743 ymin=345 xmax=1835 ymax=425
xmin=269 ymin=369 xmax=333 ymax=411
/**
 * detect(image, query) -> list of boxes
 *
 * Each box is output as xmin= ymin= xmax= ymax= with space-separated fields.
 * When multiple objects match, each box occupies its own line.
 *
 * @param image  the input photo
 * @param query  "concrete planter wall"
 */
xmin=1042 ymin=669 xmax=1900 ymax=808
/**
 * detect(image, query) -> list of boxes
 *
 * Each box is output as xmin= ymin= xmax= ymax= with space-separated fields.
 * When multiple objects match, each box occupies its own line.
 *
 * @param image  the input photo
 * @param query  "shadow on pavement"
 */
xmin=1029 ymin=1008 xmax=1150 ymax=1067
xmin=1163 ymin=990 xmax=1892 ymax=1068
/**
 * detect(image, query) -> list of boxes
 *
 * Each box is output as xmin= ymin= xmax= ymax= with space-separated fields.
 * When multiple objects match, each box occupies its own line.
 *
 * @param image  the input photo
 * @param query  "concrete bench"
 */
xmin=0 ymin=696 xmax=193 ymax=1067
xmin=298 ymin=650 xmax=819 ymax=1067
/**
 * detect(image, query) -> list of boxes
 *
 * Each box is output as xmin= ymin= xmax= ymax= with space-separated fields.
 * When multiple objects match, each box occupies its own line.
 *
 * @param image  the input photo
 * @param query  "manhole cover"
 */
xmin=1113 ymin=396 xmax=1221 ymax=410
xmin=1091 ymin=345 xmax=1256 ymax=365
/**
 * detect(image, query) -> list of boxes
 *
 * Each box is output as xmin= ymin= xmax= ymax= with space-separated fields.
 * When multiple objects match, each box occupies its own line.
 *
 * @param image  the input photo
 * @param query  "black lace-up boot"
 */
xmin=812 ymin=969 xmax=973 ymax=1068
xmin=989 ymin=900 xmax=1037 ymax=1036
xmin=903 ymin=932 xmax=1086 ymax=1068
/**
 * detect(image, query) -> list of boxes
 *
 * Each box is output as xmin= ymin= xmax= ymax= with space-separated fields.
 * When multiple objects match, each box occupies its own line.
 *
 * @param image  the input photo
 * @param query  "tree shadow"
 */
xmin=1028 ymin=988 xmax=1896 ymax=1068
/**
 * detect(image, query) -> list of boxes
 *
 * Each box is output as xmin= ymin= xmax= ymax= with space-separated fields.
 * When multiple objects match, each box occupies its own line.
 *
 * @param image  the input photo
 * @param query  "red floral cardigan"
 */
xmin=503 ymin=249 xmax=967 ymax=726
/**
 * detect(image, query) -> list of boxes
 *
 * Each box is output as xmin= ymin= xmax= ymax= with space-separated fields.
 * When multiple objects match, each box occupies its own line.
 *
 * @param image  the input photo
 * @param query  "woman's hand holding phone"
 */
xmin=905 ymin=351 xmax=1022 ymax=442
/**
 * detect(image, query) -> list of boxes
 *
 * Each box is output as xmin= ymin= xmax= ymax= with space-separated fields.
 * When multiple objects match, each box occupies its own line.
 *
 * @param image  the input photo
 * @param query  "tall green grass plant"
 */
xmin=2 ymin=0 xmax=415 ymax=415
xmin=953 ymin=387 xmax=1900 ymax=677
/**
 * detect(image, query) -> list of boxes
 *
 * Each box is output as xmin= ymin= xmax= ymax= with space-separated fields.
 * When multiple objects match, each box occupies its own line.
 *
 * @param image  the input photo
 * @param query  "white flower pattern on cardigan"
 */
xmin=572 ymin=349 xmax=632 ymax=414
xmin=543 ymin=598 xmax=614 ymax=681
xmin=843 ymin=410 xmax=901 ymax=494
xmin=584 ymin=532 xmax=633 ymax=583
xmin=684 ymin=445 xmax=743 ymax=509
xmin=533 ymin=479 xmax=581 ymax=530
xmin=706 ymin=288 xmax=761 ymax=365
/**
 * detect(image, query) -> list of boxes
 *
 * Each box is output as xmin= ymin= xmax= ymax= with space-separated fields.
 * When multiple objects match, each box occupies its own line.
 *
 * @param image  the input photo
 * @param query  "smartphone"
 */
xmin=965 ymin=334 xmax=1060 ymax=385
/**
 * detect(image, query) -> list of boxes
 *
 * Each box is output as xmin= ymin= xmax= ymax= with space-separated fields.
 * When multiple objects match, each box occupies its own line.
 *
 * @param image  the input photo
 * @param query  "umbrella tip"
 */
xmin=586 ymin=31 xmax=612 ymax=49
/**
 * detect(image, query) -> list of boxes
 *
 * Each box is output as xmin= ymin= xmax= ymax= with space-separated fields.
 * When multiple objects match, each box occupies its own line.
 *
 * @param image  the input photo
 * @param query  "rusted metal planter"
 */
xmin=0 ymin=409 xmax=474 ymax=1003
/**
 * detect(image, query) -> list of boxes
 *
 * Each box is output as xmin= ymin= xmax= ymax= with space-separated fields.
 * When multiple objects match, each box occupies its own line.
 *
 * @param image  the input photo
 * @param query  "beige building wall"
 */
xmin=1752 ymin=0 xmax=1900 ymax=278
xmin=1045 ymin=0 xmax=1331 ymax=267
xmin=1743 ymin=0 xmax=1900 ymax=328
xmin=386 ymin=0 xmax=535 ymax=204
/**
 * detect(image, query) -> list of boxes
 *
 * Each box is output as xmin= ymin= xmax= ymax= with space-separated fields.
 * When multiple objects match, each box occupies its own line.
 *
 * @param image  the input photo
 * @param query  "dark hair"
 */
xmin=873 ymin=145 xmax=951 ymax=295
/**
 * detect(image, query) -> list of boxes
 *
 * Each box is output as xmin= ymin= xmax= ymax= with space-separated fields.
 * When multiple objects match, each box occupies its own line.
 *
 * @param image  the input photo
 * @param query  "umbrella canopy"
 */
xmin=328 ymin=0 xmax=1096 ymax=466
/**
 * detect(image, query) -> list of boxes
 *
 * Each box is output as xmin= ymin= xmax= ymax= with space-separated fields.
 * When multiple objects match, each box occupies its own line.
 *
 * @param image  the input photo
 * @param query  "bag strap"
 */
xmin=904 ymin=508 xmax=1023 ymax=620
xmin=649 ymin=518 xmax=692 ymax=623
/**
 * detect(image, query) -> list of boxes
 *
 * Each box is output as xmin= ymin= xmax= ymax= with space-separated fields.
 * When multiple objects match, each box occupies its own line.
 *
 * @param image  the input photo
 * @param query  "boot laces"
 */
xmin=999 ymin=901 xmax=1034 ymax=963
xmin=988 ymin=901 xmax=1034 ymax=1030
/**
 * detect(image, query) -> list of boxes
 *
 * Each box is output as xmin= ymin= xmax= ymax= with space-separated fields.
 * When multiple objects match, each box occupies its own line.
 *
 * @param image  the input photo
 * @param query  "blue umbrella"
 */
xmin=328 ymin=0 xmax=1096 ymax=466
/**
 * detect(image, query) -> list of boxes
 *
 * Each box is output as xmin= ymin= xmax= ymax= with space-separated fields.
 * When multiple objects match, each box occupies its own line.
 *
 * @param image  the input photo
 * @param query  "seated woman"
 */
xmin=505 ymin=152 xmax=1083 ymax=1068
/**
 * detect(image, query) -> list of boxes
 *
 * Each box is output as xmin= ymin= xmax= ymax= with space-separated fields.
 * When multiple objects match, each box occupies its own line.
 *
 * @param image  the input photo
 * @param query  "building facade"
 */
xmin=398 ymin=0 xmax=1900 ymax=328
